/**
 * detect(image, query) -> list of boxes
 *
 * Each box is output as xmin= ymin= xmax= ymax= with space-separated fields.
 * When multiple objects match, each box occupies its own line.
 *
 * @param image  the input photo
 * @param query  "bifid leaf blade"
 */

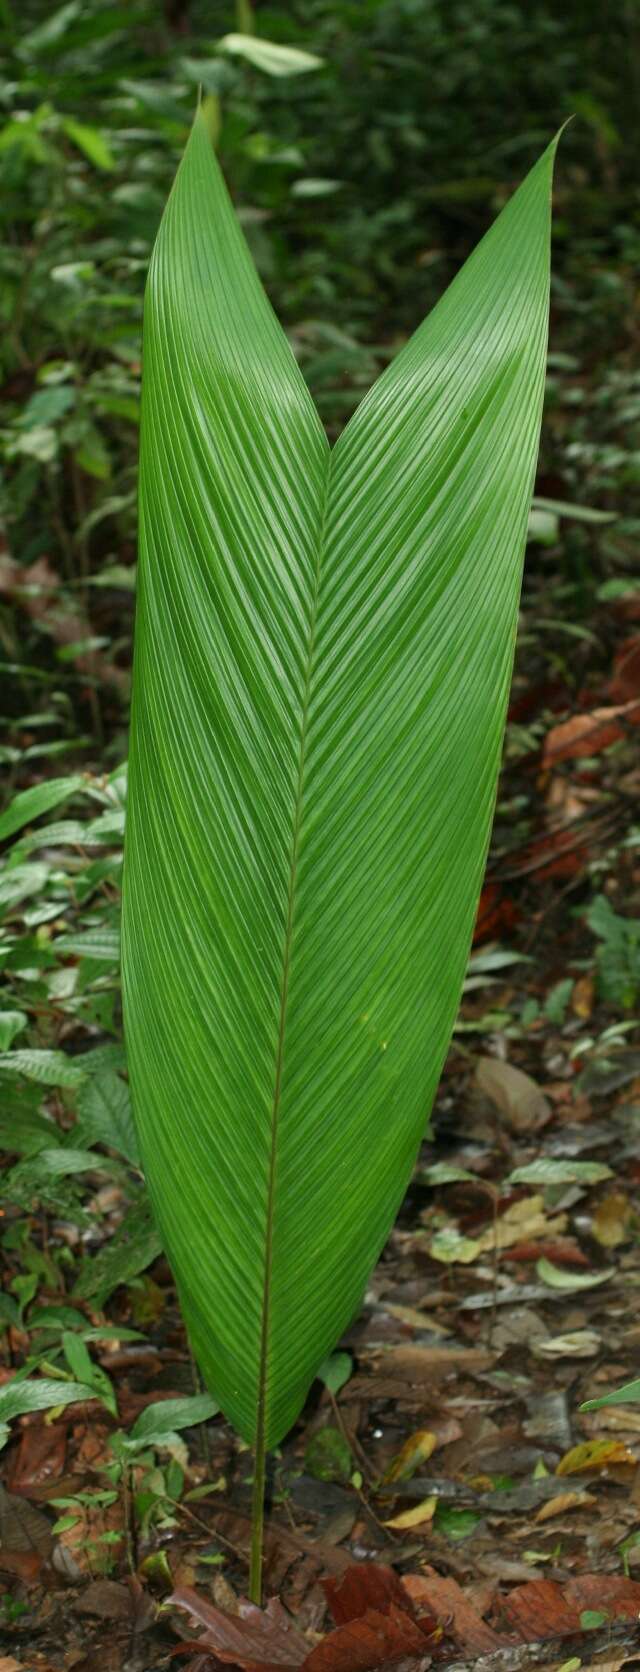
xmin=122 ymin=113 xmax=558 ymax=1468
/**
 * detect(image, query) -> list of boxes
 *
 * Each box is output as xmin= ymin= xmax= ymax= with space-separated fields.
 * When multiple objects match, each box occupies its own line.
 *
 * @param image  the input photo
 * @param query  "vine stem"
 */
xmin=249 ymin=1437 xmax=266 ymax=1604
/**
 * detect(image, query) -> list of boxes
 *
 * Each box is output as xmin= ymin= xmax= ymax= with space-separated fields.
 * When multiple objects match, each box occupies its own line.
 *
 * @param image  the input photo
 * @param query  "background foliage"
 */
xmin=1 ymin=0 xmax=638 ymax=747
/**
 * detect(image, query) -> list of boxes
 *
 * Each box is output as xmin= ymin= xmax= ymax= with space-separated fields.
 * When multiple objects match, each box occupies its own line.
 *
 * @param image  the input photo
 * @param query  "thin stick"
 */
xmin=249 ymin=1438 xmax=266 ymax=1605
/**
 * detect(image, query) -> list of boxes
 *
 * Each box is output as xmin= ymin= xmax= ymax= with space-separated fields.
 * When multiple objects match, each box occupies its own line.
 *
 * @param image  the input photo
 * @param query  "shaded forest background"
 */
xmin=1 ymin=0 xmax=638 ymax=755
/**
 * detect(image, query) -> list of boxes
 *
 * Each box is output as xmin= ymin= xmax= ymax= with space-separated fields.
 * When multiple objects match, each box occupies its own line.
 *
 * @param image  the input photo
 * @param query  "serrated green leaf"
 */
xmin=76 ymin=1072 xmax=139 ymax=1166
xmin=0 ymin=776 xmax=84 ymax=842
xmin=122 ymin=112 xmax=558 ymax=1448
xmin=54 ymin=927 xmax=120 ymax=961
xmin=15 ymin=821 xmax=89 ymax=853
xmin=0 ymin=1049 xmax=87 ymax=1088
xmin=71 ymin=1197 xmax=161 ymax=1302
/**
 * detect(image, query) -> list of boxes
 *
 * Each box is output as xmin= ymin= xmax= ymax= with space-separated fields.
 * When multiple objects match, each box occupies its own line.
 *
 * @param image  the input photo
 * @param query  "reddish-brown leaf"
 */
xmin=542 ymin=701 xmax=640 ymax=766
xmin=565 ymin=1575 xmax=640 ymax=1620
xmin=498 ymin=1580 xmax=579 ymax=1640
xmin=473 ymin=882 xmax=519 ymax=945
xmin=608 ymin=635 xmax=640 ymax=703
xmin=506 ymin=1238 xmax=589 ymax=1265
xmin=499 ymin=1575 xmax=640 ymax=1641
xmin=508 ymin=827 xmax=588 ymax=881
xmin=0 ymin=1549 xmax=44 ymax=1584
xmin=6 ymin=1421 xmax=66 ymax=1492
xmin=402 ymin=1574 xmax=503 ymax=1655
xmin=169 ymin=1588 xmax=308 ymax=1669
xmin=304 ymin=1604 xmax=433 ymax=1671
xmin=323 ymin=1565 xmax=412 ymax=1626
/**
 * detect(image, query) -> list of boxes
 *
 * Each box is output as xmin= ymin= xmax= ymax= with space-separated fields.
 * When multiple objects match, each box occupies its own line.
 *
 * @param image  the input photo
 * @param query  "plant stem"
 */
xmin=249 ymin=1437 xmax=266 ymax=1605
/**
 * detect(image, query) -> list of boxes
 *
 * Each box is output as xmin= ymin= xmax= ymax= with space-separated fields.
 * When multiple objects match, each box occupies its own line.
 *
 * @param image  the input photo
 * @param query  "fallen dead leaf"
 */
xmin=498 ymin=1578 xmax=584 ymax=1640
xmin=6 ymin=1421 xmax=67 ymax=1492
xmin=474 ymin=1195 xmax=567 ymax=1254
xmin=532 ymin=1329 xmax=601 ymax=1358
xmin=403 ymin=1572 xmax=504 ymax=1653
xmin=170 ymin=1586 xmax=309 ymax=1667
xmin=382 ymin=1431 xmax=437 ymax=1484
xmin=304 ymin=1605 xmax=434 ymax=1671
xmin=0 ymin=1482 xmax=52 ymax=1564
xmin=609 ymin=634 xmax=640 ymax=703
xmin=74 ymin=1579 xmax=135 ymax=1620
xmin=586 ymin=1408 xmax=640 ymax=1436
xmin=368 ymin=1345 xmax=493 ymax=1382
xmin=535 ymin=1490 xmax=597 ymax=1522
xmin=383 ymin=1496 xmax=437 ymax=1530
xmin=542 ymin=701 xmax=640 ymax=765
xmin=476 ymin=1057 xmax=551 ymax=1133
xmin=593 ymin=1192 xmax=632 ymax=1249
xmin=557 ymin=1439 xmax=638 ymax=1474
xmin=572 ymin=973 xmax=595 ymax=1018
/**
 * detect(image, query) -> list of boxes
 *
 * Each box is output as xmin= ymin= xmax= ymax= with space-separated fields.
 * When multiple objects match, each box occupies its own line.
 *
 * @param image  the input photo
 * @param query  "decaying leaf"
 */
xmin=383 ymin=1496 xmax=437 ymax=1529
xmin=476 ymin=1058 xmax=551 ymax=1132
xmin=533 ymin=1329 xmax=601 ymax=1358
xmin=593 ymin=1193 xmax=633 ymax=1249
xmin=534 ymin=1490 xmax=597 ymax=1522
xmin=381 ymin=1430 xmax=437 ymax=1484
xmin=169 ymin=1586 xmax=309 ymax=1667
xmin=403 ymin=1573 xmax=503 ymax=1653
xmin=542 ymin=702 xmax=640 ymax=766
xmin=556 ymin=1439 xmax=638 ymax=1475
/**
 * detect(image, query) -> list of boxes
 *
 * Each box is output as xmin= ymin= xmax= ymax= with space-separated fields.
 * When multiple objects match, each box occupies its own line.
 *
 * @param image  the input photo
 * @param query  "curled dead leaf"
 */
xmin=476 ymin=1058 xmax=551 ymax=1133
xmin=383 ymin=1496 xmax=437 ymax=1530
xmin=556 ymin=1439 xmax=638 ymax=1475
xmin=381 ymin=1431 xmax=437 ymax=1485
xmin=534 ymin=1490 xmax=597 ymax=1522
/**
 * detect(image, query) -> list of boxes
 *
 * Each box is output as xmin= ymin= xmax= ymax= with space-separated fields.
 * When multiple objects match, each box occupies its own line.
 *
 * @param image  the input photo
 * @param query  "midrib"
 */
xmin=254 ymin=453 xmax=332 ymax=1455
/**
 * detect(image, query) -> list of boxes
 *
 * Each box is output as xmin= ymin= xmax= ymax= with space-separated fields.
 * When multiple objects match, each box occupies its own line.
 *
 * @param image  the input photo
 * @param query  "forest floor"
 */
xmin=1 ymin=565 xmax=640 ymax=1672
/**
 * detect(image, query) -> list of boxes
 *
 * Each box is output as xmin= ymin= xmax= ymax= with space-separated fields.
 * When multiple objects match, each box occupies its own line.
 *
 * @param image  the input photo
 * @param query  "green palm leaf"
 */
xmin=122 ymin=109 xmax=557 ymax=1451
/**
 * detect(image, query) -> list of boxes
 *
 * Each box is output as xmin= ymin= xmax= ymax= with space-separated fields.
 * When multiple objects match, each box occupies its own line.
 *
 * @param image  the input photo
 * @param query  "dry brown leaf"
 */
xmin=0 ymin=1483 xmax=52 ymax=1558
xmin=584 ymin=1408 xmax=640 ymax=1435
xmin=542 ymin=701 xmax=640 ymax=765
xmin=403 ymin=1572 xmax=504 ymax=1653
xmin=6 ymin=1422 xmax=67 ymax=1493
xmin=535 ymin=1490 xmax=597 ymax=1522
xmin=369 ymin=1345 xmax=493 ymax=1381
xmin=74 ymin=1580 xmax=134 ymax=1620
xmin=170 ymin=1586 xmax=309 ymax=1668
xmin=473 ymin=1195 xmax=567 ymax=1254
xmin=572 ymin=974 xmax=595 ymax=1018
xmin=304 ymin=1605 xmax=434 ymax=1671
xmin=476 ymin=1057 xmax=551 ymax=1133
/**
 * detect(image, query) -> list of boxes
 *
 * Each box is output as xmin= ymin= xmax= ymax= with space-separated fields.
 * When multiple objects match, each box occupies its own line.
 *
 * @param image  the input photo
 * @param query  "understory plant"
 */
xmin=121 ymin=103 xmax=559 ymax=1600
